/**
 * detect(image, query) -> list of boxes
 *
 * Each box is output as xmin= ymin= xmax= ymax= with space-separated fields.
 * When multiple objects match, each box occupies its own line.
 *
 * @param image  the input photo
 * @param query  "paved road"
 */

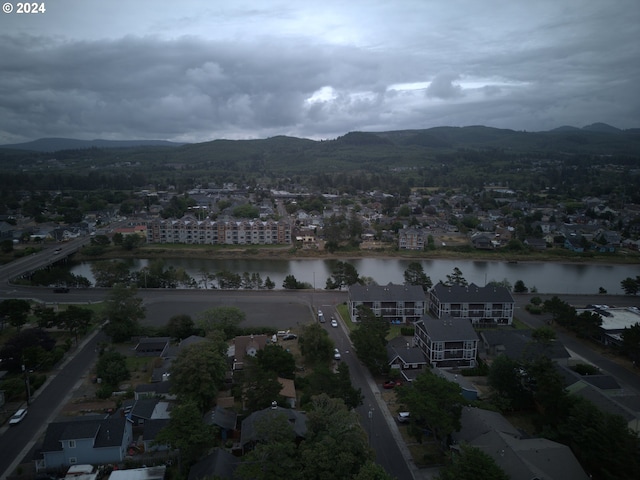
xmin=0 ymin=330 xmax=106 ymax=480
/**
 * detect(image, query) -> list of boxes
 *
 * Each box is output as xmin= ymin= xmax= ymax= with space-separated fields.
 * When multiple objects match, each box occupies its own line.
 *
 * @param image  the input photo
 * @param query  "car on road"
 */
xmin=53 ymin=287 xmax=70 ymax=293
xmin=9 ymin=408 xmax=27 ymax=425
xmin=397 ymin=412 xmax=410 ymax=423
xmin=331 ymin=318 xmax=338 ymax=328
xmin=334 ymin=348 xmax=341 ymax=360
xmin=383 ymin=379 xmax=402 ymax=389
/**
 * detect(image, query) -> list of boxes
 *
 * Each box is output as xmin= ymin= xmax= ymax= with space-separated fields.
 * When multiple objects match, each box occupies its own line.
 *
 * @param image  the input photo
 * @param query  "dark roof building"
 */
xmin=348 ymin=283 xmax=427 ymax=324
xmin=414 ymin=316 xmax=479 ymax=369
xmin=429 ymin=282 xmax=515 ymax=326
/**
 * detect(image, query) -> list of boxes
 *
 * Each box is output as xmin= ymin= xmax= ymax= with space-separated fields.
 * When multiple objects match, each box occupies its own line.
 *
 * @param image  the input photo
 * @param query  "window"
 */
xmin=69 ymin=440 xmax=76 ymax=448
xmin=69 ymin=457 xmax=77 ymax=465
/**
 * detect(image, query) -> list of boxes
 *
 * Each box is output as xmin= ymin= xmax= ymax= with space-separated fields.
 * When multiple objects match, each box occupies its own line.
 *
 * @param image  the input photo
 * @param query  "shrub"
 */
xmin=400 ymin=327 xmax=415 ymax=336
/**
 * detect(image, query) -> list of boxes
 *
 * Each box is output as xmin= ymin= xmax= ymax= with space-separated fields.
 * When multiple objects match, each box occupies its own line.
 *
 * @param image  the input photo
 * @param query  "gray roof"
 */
xmin=418 ymin=317 xmax=479 ymax=342
xmin=240 ymin=406 xmax=306 ymax=447
xmin=142 ymin=418 xmax=170 ymax=442
xmin=41 ymin=416 xmax=127 ymax=453
xmin=481 ymin=329 xmax=570 ymax=361
xmin=131 ymin=398 xmax=159 ymax=420
xmin=205 ymin=406 xmax=238 ymax=431
xmin=454 ymin=407 xmax=589 ymax=480
xmin=349 ymin=283 xmax=426 ymax=303
xmin=386 ymin=336 xmax=427 ymax=365
xmin=188 ymin=448 xmax=239 ymax=480
xmin=431 ymin=282 xmax=514 ymax=304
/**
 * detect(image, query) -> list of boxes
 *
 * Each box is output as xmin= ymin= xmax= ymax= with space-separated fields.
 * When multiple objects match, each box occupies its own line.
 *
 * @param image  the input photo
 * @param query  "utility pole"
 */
xmin=22 ymin=363 xmax=31 ymax=405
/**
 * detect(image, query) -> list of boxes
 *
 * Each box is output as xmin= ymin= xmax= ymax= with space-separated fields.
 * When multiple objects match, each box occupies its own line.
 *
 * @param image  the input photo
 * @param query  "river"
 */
xmin=69 ymin=258 xmax=639 ymax=295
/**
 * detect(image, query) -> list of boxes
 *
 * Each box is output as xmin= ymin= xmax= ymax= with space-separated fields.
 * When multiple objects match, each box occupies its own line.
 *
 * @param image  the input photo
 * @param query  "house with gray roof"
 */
xmin=240 ymin=405 xmax=306 ymax=453
xmin=429 ymin=282 xmax=515 ymax=326
xmin=386 ymin=336 xmax=427 ymax=381
xmin=414 ymin=317 xmax=479 ymax=369
xmin=348 ymin=283 xmax=427 ymax=324
xmin=480 ymin=329 xmax=570 ymax=365
xmin=35 ymin=415 xmax=132 ymax=472
xmin=452 ymin=407 xmax=590 ymax=480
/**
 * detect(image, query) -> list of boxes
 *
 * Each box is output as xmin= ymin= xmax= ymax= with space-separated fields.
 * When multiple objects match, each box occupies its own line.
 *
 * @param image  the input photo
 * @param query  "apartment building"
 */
xmin=348 ymin=284 xmax=427 ymax=324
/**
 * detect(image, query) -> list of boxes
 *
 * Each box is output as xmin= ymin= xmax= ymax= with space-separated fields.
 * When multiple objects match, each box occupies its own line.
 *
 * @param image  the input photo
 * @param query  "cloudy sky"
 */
xmin=1 ymin=0 xmax=638 ymax=144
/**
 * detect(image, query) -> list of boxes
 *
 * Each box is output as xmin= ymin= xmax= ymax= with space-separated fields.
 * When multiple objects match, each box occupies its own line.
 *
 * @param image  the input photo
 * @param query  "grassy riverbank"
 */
xmin=73 ymin=242 xmax=640 ymax=265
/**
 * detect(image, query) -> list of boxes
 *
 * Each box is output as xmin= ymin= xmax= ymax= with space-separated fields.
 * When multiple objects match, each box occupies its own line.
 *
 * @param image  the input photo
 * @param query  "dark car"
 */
xmin=383 ymin=379 xmax=402 ymax=389
xmin=282 ymin=333 xmax=297 ymax=340
xmin=53 ymin=287 xmax=70 ymax=293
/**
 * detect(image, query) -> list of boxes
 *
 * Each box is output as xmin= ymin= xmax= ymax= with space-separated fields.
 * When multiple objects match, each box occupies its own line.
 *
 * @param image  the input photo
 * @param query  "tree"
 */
xmin=235 ymin=410 xmax=302 ymax=480
xmin=283 ymin=274 xmax=302 ymax=289
xmin=513 ymin=279 xmax=528 ymax=293
xmin=621 ymin=323 xmax=640 ymax=365
xmin=165 ymin=314 xmax=196 ymax=340
xmin=59 ymin=305 xmax=93 ymax=344
xmin=103 ymin=284 xmax=145 ymax=342
xmin=353 ymin=461 xmax=394 ymax=480
xmin=121 ymin=233 xmax=142 ymax=251
xmin=437 ymin=444 xmax=508 ymax=480
xmin=196 ymin=306 xmax=245 ymax=339
xmin=169 ymin=336 xmax=228 ymax=412
xmin=264 ymin=276 xmax=276 ymax=290
xmin=91 ymin=260 xmax=131 ymax=287
xmin=299 ymin=394 xmax=373 ymax=480
xmin=95 ymin=349 xmax=130 ymax=389
xmin=299 ymin=323 xmax=334 ymax=366
xmin=403 ymin=261 xmax=433 ymax=292
xmin=325 ymin=260 xmax=360 ymax=290
xmin=255 ymin=344 xmax=296 ymax=379
xmin=621 ymin=276 xmax=640 ymax=295
xmin=0 ymin=328 xmax=56 ymax=372
xmin=239 ymin=360 xmax=285 ymax=412
xmin=350 ymin=306 xmax=389 ymax=375
xmin=487 ymin=354 xmax=531 ymax=411
xmin=444 ymin=267 xmax=468 ymax=286
xmin=396 ymin=369 xmax=466 ymax=444
xmin=0 ymin=299 xmax=31 ymax=332
xmin=155 ymin=401 xmax=217 ymax=470
xmin=33 ymin=305 xmax=59 ymax=329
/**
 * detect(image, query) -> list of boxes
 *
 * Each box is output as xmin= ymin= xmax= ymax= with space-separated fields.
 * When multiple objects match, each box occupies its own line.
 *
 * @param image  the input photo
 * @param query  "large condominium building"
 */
xmin=348 ymin=284 xmax=427 ymax=324
xmin=146 ymin=215 xmax=292 ymax=245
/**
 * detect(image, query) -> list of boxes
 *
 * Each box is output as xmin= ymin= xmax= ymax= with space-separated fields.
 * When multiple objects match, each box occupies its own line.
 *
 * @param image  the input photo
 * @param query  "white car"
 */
xmin=331 ymin=319 xmax=338 ymax=328
xmin=397 ymin=411 xmax=410 ymax=423
xmin=9 ymin=408 xmax=27 ymax=425
xmin=334 ymin=348 xmax=341 ymax=360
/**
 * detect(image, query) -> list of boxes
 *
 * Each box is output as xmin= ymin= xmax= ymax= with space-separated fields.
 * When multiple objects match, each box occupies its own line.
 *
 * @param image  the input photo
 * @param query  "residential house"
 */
xmin=140 ymin=419 xmax=171 ymax=453
xmin=452 ymin=407 xmax=590 ymax=480
xmin=348 ymin=284 xmax=427 ymax=324
xmin=386 ymin=336 xmax=428 ymax=381
xmin=204 ymin=406 xmax=238 ymax=441
xmin=480 ymin=329 xmax=570 ymax=365
xmin=240 ymin=406 xmax=307 ymax=453
xmin=523 ymin=237 xmax=547 ymax=250
xmin=188 ymin=449 xmax=239 ymax=480
xmin=414 ymin=317 xmax=479 ymax=369
xmin=429 ymin=282 xmax=515 ymax=326
xmin=35 ymin=415 xmax=133 ymax=472
xmin=125 ymin=398 xmax=172 ymax=426
xmin=470 ymin=233 xmax=494 ymax=250
xmin=433 ymin=367 xmax=479 ymax=401
xmin=278 ymin=377 xmax=297 ymax=408
xmin=134 ymin=337 xmax=170 ymax=357
xmin=229 ymin=334 xmax=269 ymax=371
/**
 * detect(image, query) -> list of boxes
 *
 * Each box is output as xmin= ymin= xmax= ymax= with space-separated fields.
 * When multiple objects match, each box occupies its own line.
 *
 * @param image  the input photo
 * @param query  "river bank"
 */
xmin=75 ymin=242 xmax=640 ymax=266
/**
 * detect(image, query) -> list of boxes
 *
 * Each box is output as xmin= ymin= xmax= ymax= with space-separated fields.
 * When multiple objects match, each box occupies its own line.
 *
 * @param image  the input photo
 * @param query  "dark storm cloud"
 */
xmin=0 ymin=0 xmax=638 ymax=143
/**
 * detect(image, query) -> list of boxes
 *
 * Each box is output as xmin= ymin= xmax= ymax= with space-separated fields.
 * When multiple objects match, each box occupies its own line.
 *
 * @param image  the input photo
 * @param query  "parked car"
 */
xmin=282 ymin=333 xmax=297 ymax=340
xmin=397 ymin=412 xmax=410 ymax=423
xmin=9 ymin=408 xmax=27 ymax=425
xmin=334 ymin=348 xmax=341 ymax=360
xmin=330 ymin=319 xmax=338 ymax=328
xmin=383 ymin=379 xmax=402 ymax=389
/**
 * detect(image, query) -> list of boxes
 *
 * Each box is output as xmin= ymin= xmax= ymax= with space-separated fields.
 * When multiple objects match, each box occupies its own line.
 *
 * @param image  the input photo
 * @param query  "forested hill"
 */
xmin=0 ymin=124 xmax=638 ymax=187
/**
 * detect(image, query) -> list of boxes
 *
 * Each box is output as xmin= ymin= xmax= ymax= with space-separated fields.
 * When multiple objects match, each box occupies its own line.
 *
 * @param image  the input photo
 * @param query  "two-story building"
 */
xmin=36 ymin=415 xmax=132 ymax=472
xmin=348 ymin=284 xmax=427 ymax=324
xmin=429 ymin=282 xmax=515 ymax=326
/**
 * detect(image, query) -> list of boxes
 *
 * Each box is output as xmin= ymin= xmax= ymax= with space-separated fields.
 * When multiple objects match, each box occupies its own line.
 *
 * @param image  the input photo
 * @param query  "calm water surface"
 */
xmin=69 ymin=258 xmax=640 ymax=295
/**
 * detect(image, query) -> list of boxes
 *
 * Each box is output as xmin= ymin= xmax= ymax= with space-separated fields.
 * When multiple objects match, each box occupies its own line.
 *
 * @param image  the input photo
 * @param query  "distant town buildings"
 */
xmin=146 ymin=215 xmax=292 ymax=246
